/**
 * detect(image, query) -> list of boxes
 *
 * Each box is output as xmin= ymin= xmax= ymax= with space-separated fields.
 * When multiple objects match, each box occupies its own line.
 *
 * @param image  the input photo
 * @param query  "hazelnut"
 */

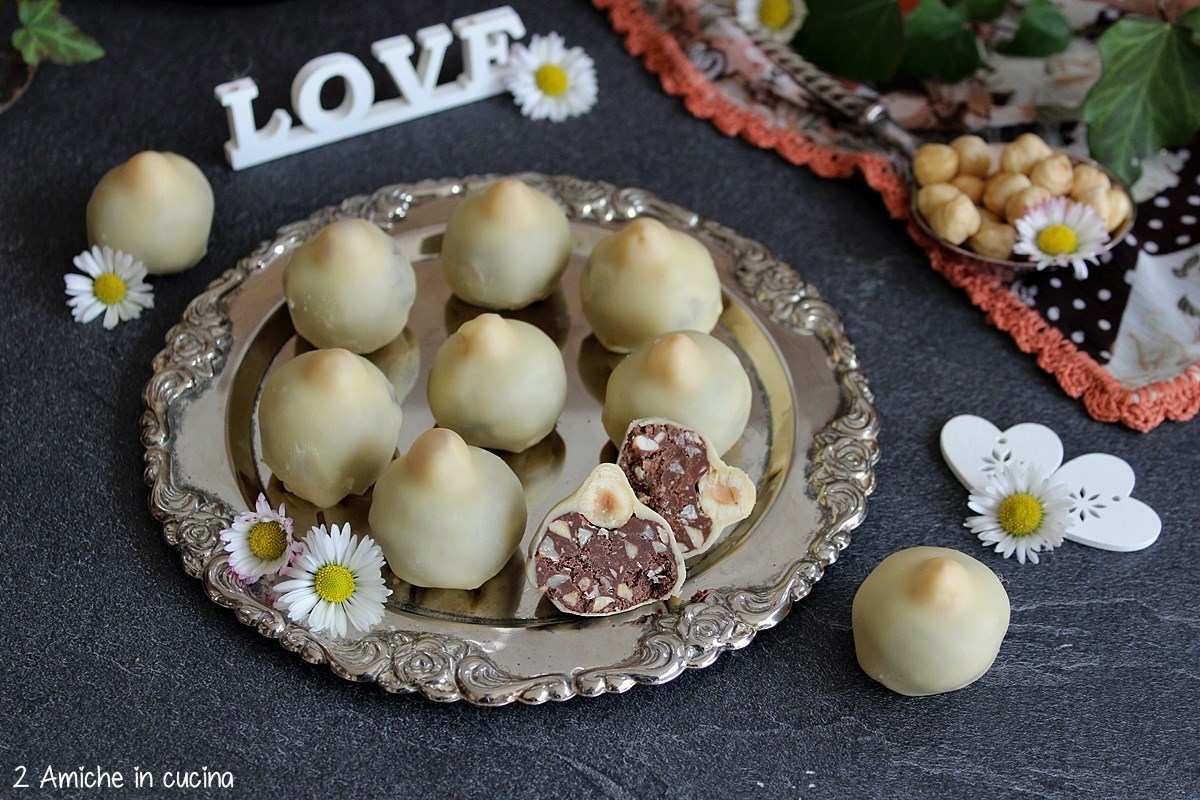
xmin=1004 ymin=186 xmax=1052 ymax=223
xmin=950 ymin=174 xmax=985 ymax=204
xmin=1074 ymin=186 xmax=1111 ymax=221
xmin=914 ymin=144 xmax=960 ymax=186
xmin=982 ymin=172 xmax=1032 ymax=215
xmin=930 ymin=195 xmax=982 ymax=246
xmin=1071 ymin=164 xmax=1111 ymax=197
xmin=967 ymin=222 xmax=1018 ymax=260
xmin=1105 ymin=188 xmax=1132 ymax=233
xmin=916 ymin=183 xmax=962 ymax=219
xmin=1029 ymin=154 xmax=1074 ymax=196
xmin=951 ymin=135 xmax=992 ymax=178
xmin=1000 ymin=133 xmax=1052 ymax=175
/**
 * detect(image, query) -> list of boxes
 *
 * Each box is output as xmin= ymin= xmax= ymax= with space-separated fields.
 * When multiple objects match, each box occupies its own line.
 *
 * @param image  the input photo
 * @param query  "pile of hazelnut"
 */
xmin=913 ymin=133 xmax=1132 ymax=261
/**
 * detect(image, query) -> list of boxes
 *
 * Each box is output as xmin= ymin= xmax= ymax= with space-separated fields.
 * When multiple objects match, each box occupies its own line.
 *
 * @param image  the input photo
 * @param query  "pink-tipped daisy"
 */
xmin=219 ymin=493 xmax=300 ymax=584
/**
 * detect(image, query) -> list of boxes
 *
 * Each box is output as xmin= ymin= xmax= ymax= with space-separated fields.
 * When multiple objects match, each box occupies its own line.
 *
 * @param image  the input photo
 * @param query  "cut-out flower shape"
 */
xmin=65 ymin=246 xmax=154 ymax=329
xmin=219 ymin=493 xmax=300 ymax=584
xmin=1013 ymin=197 xmax=1109 ymax=280
xmin=736 ymin=0 xmax=808 ymax=42
xmin=965 ymin=464 xmax=1075 ymax=564
xmin=273 ymin=523 xmax=391 ymax=638
xmin=505 ymin=33 xmax=597 ymax=122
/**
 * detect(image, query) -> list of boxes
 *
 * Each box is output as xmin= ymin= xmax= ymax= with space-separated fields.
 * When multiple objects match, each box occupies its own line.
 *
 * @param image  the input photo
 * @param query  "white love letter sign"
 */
xmin=213 ymin=6 xmax=526 ymax=170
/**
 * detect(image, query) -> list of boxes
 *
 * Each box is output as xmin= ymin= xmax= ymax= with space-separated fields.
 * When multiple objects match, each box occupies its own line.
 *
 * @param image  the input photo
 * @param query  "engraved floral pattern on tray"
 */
xmin=141 ymin=174 xmax=879 ymax=705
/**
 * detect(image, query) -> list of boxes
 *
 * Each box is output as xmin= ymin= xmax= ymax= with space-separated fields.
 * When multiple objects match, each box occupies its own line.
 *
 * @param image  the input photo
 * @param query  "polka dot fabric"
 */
xmin=1014 ymin=146 xmax=1199 ymax=364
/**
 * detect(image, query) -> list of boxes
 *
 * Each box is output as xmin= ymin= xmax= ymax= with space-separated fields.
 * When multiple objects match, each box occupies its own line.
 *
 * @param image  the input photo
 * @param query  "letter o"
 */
xmin=291 ymin=53 xmax=375 ymax=131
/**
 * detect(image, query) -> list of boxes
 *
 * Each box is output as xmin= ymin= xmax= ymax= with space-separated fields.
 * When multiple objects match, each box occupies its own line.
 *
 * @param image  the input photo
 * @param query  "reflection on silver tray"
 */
xmin=141 ymin=174 xmax=880 ymax=705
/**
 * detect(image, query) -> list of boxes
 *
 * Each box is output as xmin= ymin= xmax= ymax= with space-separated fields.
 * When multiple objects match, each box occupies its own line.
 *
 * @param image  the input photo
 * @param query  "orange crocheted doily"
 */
xmin=594 ymin=0 xmax=1200 ymax=431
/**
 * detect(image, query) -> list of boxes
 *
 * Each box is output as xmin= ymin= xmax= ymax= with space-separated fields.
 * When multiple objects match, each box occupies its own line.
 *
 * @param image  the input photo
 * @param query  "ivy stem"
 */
xmin=0 ymin=49 xmax=36 ymax=115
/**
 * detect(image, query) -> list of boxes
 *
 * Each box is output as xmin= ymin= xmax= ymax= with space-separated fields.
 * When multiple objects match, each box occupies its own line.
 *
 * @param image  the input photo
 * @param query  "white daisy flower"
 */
xmin=274 ymin=523 xmax=391 ymax=638
xmin=505 ymin=33 xmax=598 ymax=122
xmin=736 ymin=0 xmax=808 ymax=42
xmin=965 ymin=464 xmax=1076 ymax=565
xmin=1013 ymin=197 xmax=1109 ymax=280
xmin=219 ymin=493 xmax=299 ymax=584
xmin=64 ymin=245 xmax=154 ymax=329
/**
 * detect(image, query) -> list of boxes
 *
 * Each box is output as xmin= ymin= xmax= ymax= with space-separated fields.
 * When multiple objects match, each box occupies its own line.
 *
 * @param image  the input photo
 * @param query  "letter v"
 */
xmin=372 ymin=24 xmax=454 ymax=103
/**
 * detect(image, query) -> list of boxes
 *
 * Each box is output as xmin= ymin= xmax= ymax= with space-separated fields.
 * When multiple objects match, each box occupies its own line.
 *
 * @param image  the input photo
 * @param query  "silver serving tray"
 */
xmin=141 ymin=174 xmax=879 ymax=705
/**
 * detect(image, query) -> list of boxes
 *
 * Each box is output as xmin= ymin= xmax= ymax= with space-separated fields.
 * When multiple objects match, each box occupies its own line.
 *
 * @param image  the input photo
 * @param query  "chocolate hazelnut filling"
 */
xmin=617 ymin=421 xmax=712 ymax=553
xmin=533 ymin=511 xmax=679 ymax=615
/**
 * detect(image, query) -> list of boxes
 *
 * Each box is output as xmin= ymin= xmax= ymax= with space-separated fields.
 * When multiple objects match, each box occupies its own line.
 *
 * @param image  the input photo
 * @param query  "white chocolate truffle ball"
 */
xmin=441 ymin=179 xmax=571 ymax=310
xmin=365 ymin=328 xmax=421 ymax=404
xmin=284 ymin=219 xmax=416 ymax=354
xmin=853 ymin=547 xmax=1010 ymax=696
xmin=581 ymin=218 xmax=723 ymax=354
xmin=86 ymin=151 xmax=214 ymax=275
xmin=602 ymin=331 xmax=751 ymax=455
xmin=259 ymin=349 xmax=403 ymax=508
xmin=369 ymin=428 xmax=527 ymax=590
xmin=427 ymin=314 xmax=567 ymax=452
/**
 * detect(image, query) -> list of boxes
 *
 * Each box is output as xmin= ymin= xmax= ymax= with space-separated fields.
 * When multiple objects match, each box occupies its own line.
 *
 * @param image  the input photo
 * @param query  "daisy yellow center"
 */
xmin=314 ymin=564 xmax=355 ymax=604
xmin=997 ymin=493 xmax=1044 ymax=537
xmin=535 ymin=64 xmax=569 ymax=96
xmin=93 ymin=273 xmax=127 ymax=306
xmin=248 ymin=521 xmax=287 ymax=561
xmin=759 ymin=0 xmax=792 ymax=29
xmin=1036 ymin=224 xmax=1078 ymax=256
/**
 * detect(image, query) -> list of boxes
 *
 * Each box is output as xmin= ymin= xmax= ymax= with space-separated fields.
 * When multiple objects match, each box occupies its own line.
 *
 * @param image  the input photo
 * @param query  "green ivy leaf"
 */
xmin=901 ymin=0 xmax=982 ymax=84
xmin=1000 ymin=0 xmax=1072 ymax=57
xmin=791 ymin=0 xmax=904 ymax=83
xmin=1083 ymin=10 xmax=1200 ymax=185
xmin=12 ymin=0 xmax=104 ymax=66
xmin=960 ymin=0 xmax=1006 ymax=23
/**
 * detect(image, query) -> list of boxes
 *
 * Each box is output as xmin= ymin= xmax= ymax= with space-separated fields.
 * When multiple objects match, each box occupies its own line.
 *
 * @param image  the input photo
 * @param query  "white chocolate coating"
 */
xmin=852 ymin=547 xmax=1010 ymax=697
xmin=440 ymin=179 xmax=571 ymax=310
xmin=86 ymin=151 xmax=214 ymax=275
xmin=369 ymin=428 xmax=527 ymax=590
xmin=365 ymin=328 xmax=421 ymax=404
xmin=284 ymin=219 xmax=416 ymax=354
xmin=581 ymin=218 xmax=723 ymax=353
xmin=259 ymin=349 xmax=403 ymax=508
xmin=602 ymin=331 xmax=751 ymax=455
xmin=427 ymin=314 xmax=567 ymax=452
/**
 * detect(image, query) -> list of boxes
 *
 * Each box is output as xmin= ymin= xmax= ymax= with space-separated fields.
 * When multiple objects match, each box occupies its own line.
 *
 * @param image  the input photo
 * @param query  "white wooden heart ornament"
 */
xmin=940 ymin=415 xmax=1160 ymax=553
xmin=1053 ymin=454 xmax=1161 ymax=551
xmin=939 ymin=415 xmax=1063 ymax=493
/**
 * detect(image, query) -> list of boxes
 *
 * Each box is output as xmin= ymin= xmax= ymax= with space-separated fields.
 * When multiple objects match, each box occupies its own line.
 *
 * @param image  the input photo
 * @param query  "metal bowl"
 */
xmin=911 ymin=148 xmax=1136 ymax=279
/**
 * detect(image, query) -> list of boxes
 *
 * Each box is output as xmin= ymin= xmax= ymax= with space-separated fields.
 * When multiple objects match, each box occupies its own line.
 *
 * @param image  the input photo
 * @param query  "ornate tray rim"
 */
xmin=140 ymin=173 xmax=880 ymax=705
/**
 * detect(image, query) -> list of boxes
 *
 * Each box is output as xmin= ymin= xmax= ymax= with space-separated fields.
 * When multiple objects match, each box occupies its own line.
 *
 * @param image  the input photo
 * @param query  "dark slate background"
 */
xmin=1 ymin=1 xmax=1196 ymax=798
